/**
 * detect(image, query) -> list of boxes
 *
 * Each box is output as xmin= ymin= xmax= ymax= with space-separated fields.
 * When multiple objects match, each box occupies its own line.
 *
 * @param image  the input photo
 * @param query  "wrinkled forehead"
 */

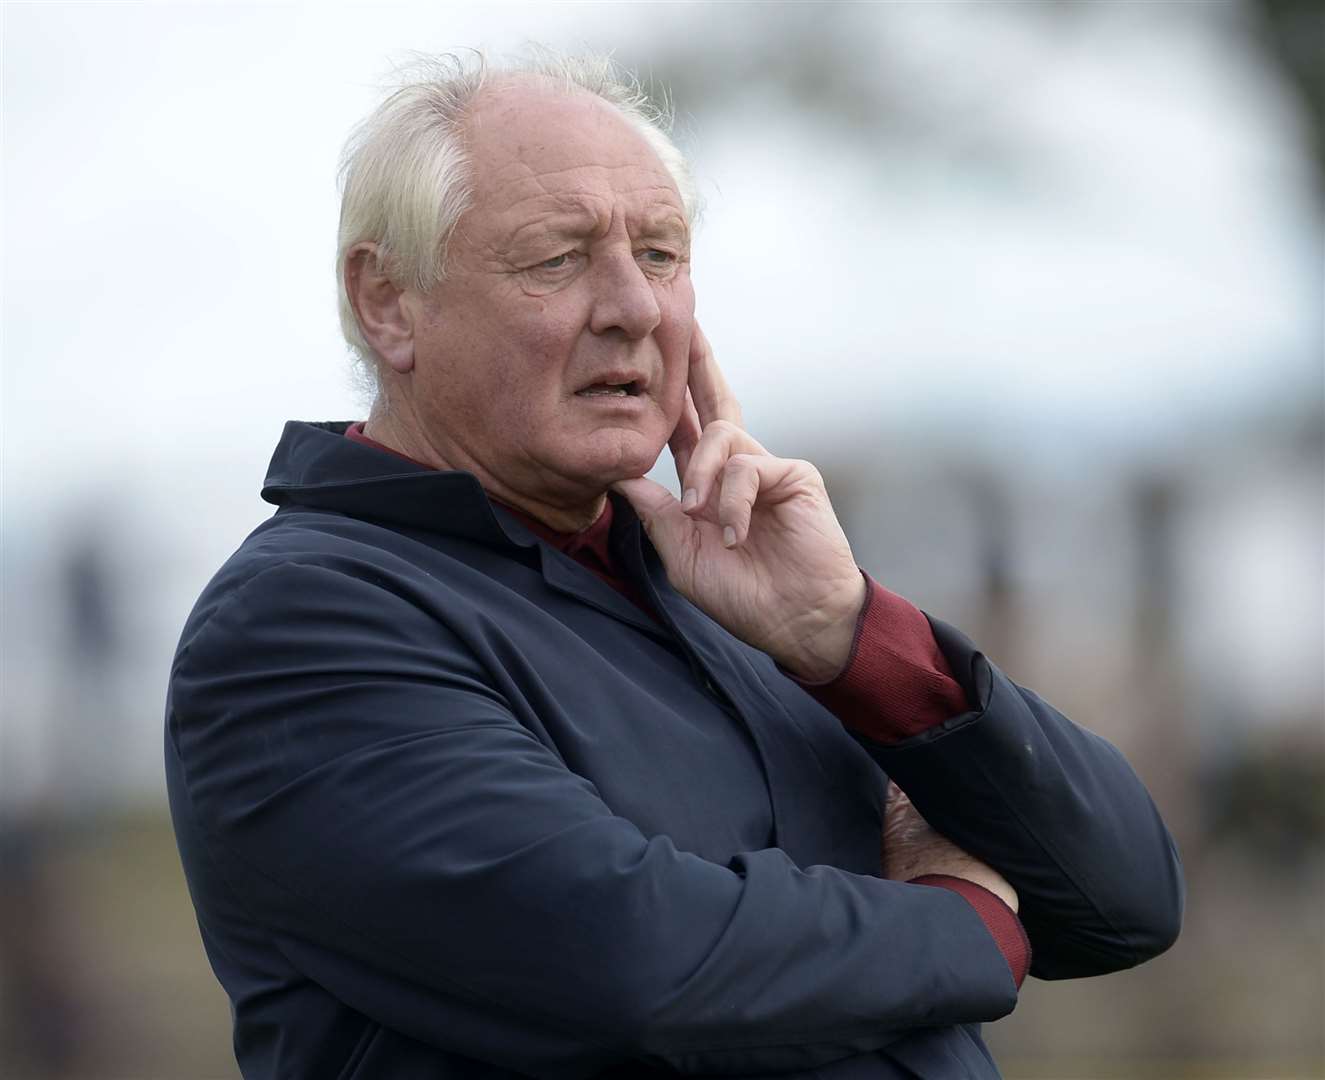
xmin=462 ymin=80 xmax=685 ymax=219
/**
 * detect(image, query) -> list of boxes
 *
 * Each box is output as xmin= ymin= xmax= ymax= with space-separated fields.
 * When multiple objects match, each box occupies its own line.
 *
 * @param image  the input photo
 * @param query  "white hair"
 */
xmin=336 ymin=49 xmax=698 ymax=393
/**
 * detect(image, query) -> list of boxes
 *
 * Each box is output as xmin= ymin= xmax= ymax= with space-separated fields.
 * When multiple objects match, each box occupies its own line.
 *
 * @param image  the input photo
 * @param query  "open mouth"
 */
xmin=575 ymin=380 xmax=641 ymax=398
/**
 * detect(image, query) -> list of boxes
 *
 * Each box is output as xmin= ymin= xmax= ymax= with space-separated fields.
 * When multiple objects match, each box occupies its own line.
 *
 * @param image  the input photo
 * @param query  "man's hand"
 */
xmin=883 ymin=783 xmax=1019 ymax=913
xmin=612 ymin=324 xmax=867 ymax=682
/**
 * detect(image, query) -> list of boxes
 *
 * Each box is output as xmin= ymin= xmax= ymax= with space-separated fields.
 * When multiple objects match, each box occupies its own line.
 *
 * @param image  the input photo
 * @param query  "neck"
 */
xmin=364 ymin=404 xmax=607 ymax=535
xmin=494 ymin=491 xmax=608 ymax=535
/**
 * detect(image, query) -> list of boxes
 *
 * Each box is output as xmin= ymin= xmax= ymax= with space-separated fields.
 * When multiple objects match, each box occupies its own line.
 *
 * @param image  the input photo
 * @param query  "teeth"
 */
xmin=579 ymin=385 xmax=630 ymax=397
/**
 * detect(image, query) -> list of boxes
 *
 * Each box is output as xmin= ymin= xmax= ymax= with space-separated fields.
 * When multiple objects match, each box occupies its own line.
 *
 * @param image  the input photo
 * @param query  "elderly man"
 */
xmin=166 ymin=53 xmax=1182 ymax=1079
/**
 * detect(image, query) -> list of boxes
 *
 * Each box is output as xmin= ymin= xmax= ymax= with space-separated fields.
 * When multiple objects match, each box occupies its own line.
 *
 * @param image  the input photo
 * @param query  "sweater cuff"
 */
xmin=910 ymin=874 xmax=1031 ymax=989
xmin=796 ymin=574 xmax=970 ymax=743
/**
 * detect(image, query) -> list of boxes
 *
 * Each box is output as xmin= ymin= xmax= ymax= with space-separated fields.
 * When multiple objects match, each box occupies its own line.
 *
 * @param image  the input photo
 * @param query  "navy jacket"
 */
xmin=165 ymin=421 xmax=1183 ymax=1079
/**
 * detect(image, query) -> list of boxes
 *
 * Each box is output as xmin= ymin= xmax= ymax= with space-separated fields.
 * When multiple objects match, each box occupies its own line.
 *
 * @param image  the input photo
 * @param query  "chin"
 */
xmin=574 ymin=429 xmax=667 ymax=488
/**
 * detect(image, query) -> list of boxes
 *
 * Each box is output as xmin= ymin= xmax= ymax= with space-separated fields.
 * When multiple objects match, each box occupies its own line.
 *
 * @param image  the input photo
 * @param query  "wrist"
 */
xmin=774 ymin=571 xmax=868 ymax=682
xmin=910 ymin=874 xmax=1030 ymax=988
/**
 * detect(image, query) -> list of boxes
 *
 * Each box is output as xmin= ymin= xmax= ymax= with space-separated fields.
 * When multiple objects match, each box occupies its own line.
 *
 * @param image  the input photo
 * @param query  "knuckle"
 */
xmin=725 ymin=462 xmax=760 ymax=496
xmin=718 ymin=475 xmax=748 ymax=506
xmin=792 ymin=459 xmax=823 ymax=485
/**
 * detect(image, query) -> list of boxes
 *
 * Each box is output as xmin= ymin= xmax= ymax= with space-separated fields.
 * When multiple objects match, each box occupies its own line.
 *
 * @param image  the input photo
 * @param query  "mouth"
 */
xmin=575 ymin=378 xmax=644 ymax=399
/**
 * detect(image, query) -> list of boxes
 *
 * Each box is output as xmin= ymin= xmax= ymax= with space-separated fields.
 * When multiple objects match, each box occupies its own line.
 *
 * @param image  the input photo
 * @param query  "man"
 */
xmin=165 ymin=52 xmax=1183 ymax=1079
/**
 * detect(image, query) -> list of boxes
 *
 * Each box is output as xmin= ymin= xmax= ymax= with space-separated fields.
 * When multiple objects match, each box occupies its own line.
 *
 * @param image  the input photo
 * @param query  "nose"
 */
xmin=588 ymin=252 xmax=662 ymax=340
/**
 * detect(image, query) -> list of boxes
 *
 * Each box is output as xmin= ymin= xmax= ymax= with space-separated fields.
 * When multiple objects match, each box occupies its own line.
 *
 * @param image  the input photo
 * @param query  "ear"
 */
xmin=344 ymin=242 xmax=416 ymax=374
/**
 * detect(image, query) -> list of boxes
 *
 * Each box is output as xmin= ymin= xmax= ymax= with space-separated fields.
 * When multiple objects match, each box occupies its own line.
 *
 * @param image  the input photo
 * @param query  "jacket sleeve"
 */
xmin=859 ymin=617 xmax=1185 ymax=981
xmin=169 ymin=560 xmax=1021 ymax=1078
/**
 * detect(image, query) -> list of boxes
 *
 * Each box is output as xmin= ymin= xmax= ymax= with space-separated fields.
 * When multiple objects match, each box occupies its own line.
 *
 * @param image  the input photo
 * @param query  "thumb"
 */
xmin=611 ymin=477 xmax=690 ymax=555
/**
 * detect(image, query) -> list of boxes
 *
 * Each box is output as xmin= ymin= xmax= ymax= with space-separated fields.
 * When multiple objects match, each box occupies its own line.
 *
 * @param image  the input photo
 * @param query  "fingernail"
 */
xmin=723 ymin=526 xmax=736 ymax=548
xmin=681 ymin=489 xmax=698 ymax=511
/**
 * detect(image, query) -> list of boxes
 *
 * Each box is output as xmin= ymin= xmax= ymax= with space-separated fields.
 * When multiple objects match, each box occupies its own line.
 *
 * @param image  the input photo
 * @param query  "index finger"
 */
xmin=687 ymin=321 xmax=743 ymax=430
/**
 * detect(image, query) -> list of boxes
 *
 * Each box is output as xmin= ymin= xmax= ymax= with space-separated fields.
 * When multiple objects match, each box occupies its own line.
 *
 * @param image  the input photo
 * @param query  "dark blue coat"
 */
xmin=165 ymin=421 xmax=1183 ymax=1079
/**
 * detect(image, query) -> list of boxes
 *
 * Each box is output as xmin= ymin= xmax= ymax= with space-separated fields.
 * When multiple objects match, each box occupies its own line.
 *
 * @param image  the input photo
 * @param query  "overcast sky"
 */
xmin=5 ymin=2 xmax=1321 ymax=511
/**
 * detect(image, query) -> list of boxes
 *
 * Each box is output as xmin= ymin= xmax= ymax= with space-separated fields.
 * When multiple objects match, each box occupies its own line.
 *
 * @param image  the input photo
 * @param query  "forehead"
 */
xmin=462 ymin=81 xmax=686 ymax=228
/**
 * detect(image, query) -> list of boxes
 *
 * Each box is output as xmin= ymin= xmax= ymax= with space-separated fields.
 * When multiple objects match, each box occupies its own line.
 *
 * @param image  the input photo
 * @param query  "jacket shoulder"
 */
xmin=176 ymin=507 xmax=451 ymax=654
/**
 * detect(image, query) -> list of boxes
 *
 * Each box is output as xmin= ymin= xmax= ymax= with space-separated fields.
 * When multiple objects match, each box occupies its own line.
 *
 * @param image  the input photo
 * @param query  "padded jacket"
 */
xmin=165 ymin=420 xmax=1183 ymax=1079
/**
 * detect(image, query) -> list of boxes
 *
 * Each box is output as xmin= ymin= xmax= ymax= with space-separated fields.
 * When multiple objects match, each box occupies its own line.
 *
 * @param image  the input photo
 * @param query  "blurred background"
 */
xmin=2 ymin=1 xmax=1322 ymax=1077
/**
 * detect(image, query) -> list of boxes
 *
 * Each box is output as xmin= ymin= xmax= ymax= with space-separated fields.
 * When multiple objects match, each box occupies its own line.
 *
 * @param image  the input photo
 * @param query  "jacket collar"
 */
xmin=262 ymin=419 xmax=666 ymax=640
xmin=261 ymin=420 xmax=562 ymax=550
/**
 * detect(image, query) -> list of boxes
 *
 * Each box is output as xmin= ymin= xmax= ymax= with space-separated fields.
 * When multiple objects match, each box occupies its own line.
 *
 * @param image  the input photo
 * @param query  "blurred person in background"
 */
xmin=164 ymin=51 xmax=1183 ymax=1079
xmin=1 ymin=524 xmax=122 ymax=1074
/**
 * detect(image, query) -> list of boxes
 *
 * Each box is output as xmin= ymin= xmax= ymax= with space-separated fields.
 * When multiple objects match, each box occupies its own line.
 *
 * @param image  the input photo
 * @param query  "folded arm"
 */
xmin=796 ymin=578 xmax=1185 ymax=979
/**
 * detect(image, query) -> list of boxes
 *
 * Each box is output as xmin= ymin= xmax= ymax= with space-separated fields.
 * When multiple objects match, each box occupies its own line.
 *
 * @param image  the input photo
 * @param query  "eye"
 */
xmin=539 ymin=253 xmax=571 ymax=270
xmin=638 ymin=249 xmax=681 ymax=276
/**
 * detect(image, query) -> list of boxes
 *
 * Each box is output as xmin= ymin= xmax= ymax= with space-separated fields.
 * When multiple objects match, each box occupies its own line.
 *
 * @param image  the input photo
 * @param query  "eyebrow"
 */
xmin=502 ymin=199 xmax=689 ymax=255
xmin=635 ymin=210 xmax=689 ymax=244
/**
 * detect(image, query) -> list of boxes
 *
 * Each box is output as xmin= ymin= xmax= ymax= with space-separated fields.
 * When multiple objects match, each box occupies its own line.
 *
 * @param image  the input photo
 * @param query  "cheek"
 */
xmin=661 ymin=361 xmax=689 ymax=413
xmin=664 ymin=268 xmax=696 ymax=322
xmin=658 ymin=276 xmax=696 ymax=401
xmin=511 ymin=301 xmax=589 ymax=375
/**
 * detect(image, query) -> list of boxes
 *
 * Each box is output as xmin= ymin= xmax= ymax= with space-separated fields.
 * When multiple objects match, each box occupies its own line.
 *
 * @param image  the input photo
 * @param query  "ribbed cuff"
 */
xmin=910 ymin=874 xmax=1031 ymax=989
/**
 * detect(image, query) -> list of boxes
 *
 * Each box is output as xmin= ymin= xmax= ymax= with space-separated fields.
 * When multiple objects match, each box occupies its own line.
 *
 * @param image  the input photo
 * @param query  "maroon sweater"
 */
xmin=346 ymin=423 xmax=1029 ymax=986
